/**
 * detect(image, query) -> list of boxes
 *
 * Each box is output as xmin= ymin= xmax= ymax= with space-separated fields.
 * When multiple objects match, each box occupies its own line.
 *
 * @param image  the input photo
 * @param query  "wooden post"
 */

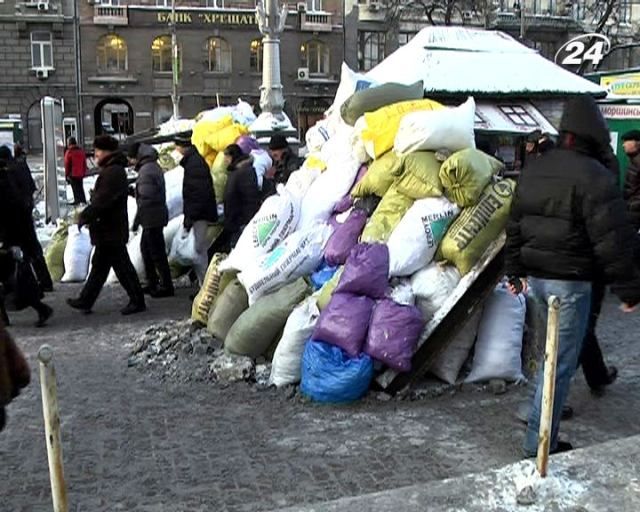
xmin=536 ymin=295 xmax=561 ymax=478
xmin=38 ymin=344 xmax=68 ymax=512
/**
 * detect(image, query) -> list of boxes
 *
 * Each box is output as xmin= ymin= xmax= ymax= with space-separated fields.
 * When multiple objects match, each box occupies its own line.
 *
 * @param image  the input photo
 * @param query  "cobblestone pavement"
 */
xmin=1 ymin=284 xmax=639 ymax=512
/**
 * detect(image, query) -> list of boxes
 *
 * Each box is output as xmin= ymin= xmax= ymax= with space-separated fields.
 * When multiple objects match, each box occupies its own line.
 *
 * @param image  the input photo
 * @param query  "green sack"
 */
xmin=316 ymin=267 xmax=344 ymax=311
xmin=191 ymin=253 xmax=227 ymax=325
xmin=361 ymin=184 xmax=414 ymax=243
xmin=211 ymin=151 xmax=227 ymax=205
xmin=438 ymin=179 xmax=515 ymax=275
xmin=439 ymin=149 xmax=503 ymax=208
xmin=395 ymin=151 xmax=443 ymax=200
xmin=44 ymin=220 xmax=69 ymax=282
xmin=224 ymin=278 xmax=311 ymax=358
xmin=340 ymin=81 xmax=425 ymax=126
xmin=351 ymin=151 xmax=402 ymax=199
xmin=207 ymin=278 xmax=249 ymax=341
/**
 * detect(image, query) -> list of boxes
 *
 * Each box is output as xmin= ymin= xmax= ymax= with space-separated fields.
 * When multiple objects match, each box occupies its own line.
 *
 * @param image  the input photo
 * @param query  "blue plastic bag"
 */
xmin=310 ymin=261 xmax=338 ymax=291
xmin=300 ymin=340 xmax=374 ymax=403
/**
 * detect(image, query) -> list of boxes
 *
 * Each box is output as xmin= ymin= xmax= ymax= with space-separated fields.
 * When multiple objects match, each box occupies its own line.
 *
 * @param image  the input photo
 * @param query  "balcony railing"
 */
xmin=300 ymin=11 xmax=332 ymax=32
xmin=94 ymin=5 xmax=128 ymax=25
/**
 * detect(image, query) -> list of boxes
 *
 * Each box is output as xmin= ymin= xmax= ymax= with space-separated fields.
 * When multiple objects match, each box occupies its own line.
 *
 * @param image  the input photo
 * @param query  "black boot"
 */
xmin=150 ymin=287 xmax=174 ymax=298
xmin=121 ymin=301 xmax=146 ymax=316
xmin=35 ymin=303 xmax=53 ymax=328
xmin=67 ymin=297 xmax=92 ymax=314
xmin=591 ymin=366 xmax=618 ymax=396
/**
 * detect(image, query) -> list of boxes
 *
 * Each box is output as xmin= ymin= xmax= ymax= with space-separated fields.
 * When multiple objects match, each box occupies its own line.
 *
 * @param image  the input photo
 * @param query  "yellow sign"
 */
xmin=601 ymin=73 xmax=640 ymax=97
xmin=157 ymin=12 xmax=256 ymax=25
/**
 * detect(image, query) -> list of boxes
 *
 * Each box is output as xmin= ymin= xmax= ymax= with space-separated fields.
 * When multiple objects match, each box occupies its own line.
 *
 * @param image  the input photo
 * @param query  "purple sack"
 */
xmin=334 ymin=195 xmax=354 ymax=214
xmin=351 ymin=164 xmax=369 ymax=192
xmin=335 ymin=243 xmax=390 ymax=299
xmin=235 ymin=135 xmax=261 ymax=155
xmin=364 ymin=299 xmax=424 ymax=372
xmin=312 ymin=293 xmax=375 ymax=357
xmin=324 ymin=209 xmax=368 ymax=267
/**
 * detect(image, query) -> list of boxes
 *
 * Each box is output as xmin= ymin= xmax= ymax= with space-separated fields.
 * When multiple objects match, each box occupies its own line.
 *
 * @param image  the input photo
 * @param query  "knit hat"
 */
xmin=622 ymin=130 xmax=640 ymax=142
xmin=93 ymin=135 xmax=119 ymax=152
xmin=174 ymin=135 xmax=193 ymax=147
xmin=268 ymin=134 xmax=288 ymax=151
xmin=0 ymin=146 xmax=12 ymax=161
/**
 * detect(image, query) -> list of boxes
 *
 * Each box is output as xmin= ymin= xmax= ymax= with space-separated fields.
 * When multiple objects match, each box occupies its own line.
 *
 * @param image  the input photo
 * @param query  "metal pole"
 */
xmin=38 ymin=344 xmax=68 ymax=512
xmin=536 ymin=295 xmax=561 ymax=478
xmin=520 ymin=3 xmax=525 ymax=39
xmin=170 ymin=0 xmax=180 ymax=119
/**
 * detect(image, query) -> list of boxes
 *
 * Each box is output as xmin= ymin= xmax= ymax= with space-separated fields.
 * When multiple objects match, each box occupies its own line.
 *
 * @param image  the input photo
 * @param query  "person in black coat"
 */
xmin=622 ymin=130 xmax=640 ymax=230
xmin=506 ymin=95 xmax=640 ymax=457
xmin=128 ymin=143 xmax=173 ymax=298
xmin=67 ymin=135 xmax=145 ymax=315
xmin=174 ymin=136 xmax=217 ymax=284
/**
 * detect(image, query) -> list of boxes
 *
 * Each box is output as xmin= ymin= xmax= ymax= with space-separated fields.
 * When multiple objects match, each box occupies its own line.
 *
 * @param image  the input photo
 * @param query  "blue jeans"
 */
xmin=523 ymin=277 xmax=592 ymax=456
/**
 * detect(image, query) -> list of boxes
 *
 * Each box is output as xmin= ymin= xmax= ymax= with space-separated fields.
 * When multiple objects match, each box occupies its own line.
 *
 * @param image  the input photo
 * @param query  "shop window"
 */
xmin=31 ymin=32 xmax=53 ymax=69
xmin=152 ymin=35 xmax=180 ymax=73
xmin=358 ymin=31 xmax=385 ymax=72
xmin=301 ymin=40 xmax=330 ymax=76
xmin=398 ymin=33 xmax=414 ymax=46
xmin=207 ymin=37 xmax=232 ymax=73
xmin=250 ymin=38 xmax=263 ymax=73
xmin=206 ymin=0 xmax=225 ymax=6
xmin=97 ymin=34 xmax=127 ymax=73
xmin=306 ymin=0 xmax=323 ymax=11
xmin=498 ymin=105 xmax=538 ymax=128
xmin=156 ymin=0 xmax=169 ymax=6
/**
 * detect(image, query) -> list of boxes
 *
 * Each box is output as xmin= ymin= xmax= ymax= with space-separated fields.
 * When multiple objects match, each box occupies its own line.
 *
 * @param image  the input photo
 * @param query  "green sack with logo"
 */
xmin=45 ymin=220 xmax=69 ymax=282
xmin=438 ymin=179 xmax=516 ymax=275
xmin=439 ymin=148 xmax=504 ymax=208
xmin=351 ymin=151 xmax=403 ymax=199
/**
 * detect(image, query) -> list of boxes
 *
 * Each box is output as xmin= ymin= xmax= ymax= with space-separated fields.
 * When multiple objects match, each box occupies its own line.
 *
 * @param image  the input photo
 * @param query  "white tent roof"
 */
xmin=366 ymin=27 xmax=606 ymax=98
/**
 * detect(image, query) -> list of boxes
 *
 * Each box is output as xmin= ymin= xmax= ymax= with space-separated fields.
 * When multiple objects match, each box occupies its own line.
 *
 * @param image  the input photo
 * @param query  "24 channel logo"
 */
xmin=554 ymin=33 xmax=611 ymax=68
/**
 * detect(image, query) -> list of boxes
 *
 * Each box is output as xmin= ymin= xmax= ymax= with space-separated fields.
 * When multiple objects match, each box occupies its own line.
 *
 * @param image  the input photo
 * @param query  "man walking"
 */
xmin=64 ymin=137 xmax=88 ymax=205
xmin=128 ymin=143 xmax=173 ymax=298
xmin=621 ymin=130 xmax=640 ymax=230
xmin=67 ymin=135 xmax=145 ymax=315
xmin=174 ymin=136 xmax=217 ymax=285
xmin=506 ymin=95 xmax=640 ymax=457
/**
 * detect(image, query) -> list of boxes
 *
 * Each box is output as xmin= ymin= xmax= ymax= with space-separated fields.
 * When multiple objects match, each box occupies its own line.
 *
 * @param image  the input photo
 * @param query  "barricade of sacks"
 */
xmin=188 ymin=63 xmax=525 ymax=403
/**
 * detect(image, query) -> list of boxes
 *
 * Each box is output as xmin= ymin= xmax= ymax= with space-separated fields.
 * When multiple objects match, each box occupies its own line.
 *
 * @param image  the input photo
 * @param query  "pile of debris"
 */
xmin=127 ymin=319 xmax=271 ymax=386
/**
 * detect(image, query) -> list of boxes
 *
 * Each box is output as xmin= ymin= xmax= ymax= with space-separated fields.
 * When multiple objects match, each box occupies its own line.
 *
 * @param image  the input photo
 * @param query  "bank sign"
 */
xmin=129 ymin=8 xmax=257 ymax=27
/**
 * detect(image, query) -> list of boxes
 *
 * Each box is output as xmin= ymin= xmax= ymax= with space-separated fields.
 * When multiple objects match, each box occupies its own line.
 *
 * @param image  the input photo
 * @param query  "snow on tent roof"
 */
xmin=366 ymin=27 xmax=606 ymax=98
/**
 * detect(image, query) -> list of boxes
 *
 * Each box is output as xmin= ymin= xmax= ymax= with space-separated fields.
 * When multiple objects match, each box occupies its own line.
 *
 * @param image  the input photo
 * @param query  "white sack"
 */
xmin=394 ymin=97 xmax=476 ymax=156
xmin=169 ymin=226 xmax=198 ymax=267
xmin=465 ymin=284 xmax=526 ymax=383
xmin=326 ymin=62 xmax=376 ymax=117
xmin=351 ymin=117 xmax=370 ymax=165
xmin=388 ymin=279 xmax=415 ymax=306
xmin=106 ymin=230 xmax=145 ymax=284
xmin=250 ymin=149 xmax=273 ymax=190
xmin=388 ymin=197 xmax=460 ymax=277
xmin=285 ymin=167 xmax=321 ymax=202
xmin=164 ymin=166 xmax=184 ymax=220
xmin=61 ymin=226 xmax=92 ymax=283
xmin=238 ymin=223 xmax=332 ymax=305
xmin=410 ymin=263 xmax=461 ymax=322
xmin=269 ymin=297 xmax=320 ymax=387
xmin=164 ymin=215 xmax=184 ymax=253
xmin=305 ymin=120 xmax=332 ymax=153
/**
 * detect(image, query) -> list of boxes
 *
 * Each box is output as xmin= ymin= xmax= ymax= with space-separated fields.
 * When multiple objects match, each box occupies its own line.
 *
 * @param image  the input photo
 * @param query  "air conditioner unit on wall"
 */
xmin=368 ymin=2 xmax=380 ymax=12
xmin=297 ymin=2 xmax=306 ymax=12
xmin=463 ymin=10 xmax=473 ymax=19
xmin=36 ymin=68 xmax=49 ymax=79
xmin=37 ymin=1 xmax=49 ymax=11
xmin=297 ymin=67 xmax=309 ymax=81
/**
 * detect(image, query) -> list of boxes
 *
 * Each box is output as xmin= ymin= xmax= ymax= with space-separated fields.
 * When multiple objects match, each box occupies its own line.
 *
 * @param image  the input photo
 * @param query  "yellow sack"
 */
xmin=439 ymin=148 xmax=504 ymax=208
xmin=316 ymin=267 xmax=344 ymax=311
xmin=191 ymin=115 xmax=234 ymax=157
xmin=438 ymin=179 xmax=515 ymax=275
xmin=304 ymin=154 xmax=327 ymax=172
xmin=351 ymin=151 xmax=402 ymax=199
xmin=191 ymin=253 xmax=227 ymax=325
xmin=361 ymin=184 xmax=414 ymax=243
xmin=361 ymin=99 xmax=444 ymax=159
xmin=45 ymin=220 xmax=69 ymax=282
xmin=211 ymin=151 xmax=228 ymax=204
xmin=206 ymin=124 xmax=249 ymax=154
xmin=395 ymin=152 xmax=443 ymax=200
xmin=205 ymin=150 xmax=217 ymax=169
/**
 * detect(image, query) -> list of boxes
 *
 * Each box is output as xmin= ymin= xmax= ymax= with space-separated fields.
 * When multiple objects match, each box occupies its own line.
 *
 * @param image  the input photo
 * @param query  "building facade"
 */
xmin=0 ymin=0 xmax=79 ymax=152
xmin=78 ymin=0 xmax=351 ymax=144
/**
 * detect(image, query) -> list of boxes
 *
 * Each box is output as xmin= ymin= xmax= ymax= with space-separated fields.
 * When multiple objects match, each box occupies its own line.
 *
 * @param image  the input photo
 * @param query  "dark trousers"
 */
xmin=69 ymin=177 xmax=86 ymax=205
xmin=206 ymin=228 xmax=242 ymax=261
xmin=79 ymin=243 xmax=144 ymax=307
xmin=19 ymin=218 xmax=53 ymax=291
xmin=578 ymin=280 xmax=610 ymax=388
xmin=141 ymin=227 xmax=173 ymax=291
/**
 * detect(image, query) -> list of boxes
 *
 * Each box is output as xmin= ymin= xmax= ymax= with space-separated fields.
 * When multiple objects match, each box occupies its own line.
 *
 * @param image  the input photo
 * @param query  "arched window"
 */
xmin=97 ymin=34 xmax=127 ymax=73
xmin=250 ymin=38 xmax=263 ymax=72
xmin=207 ymin=37 xmax=232 ymax=73
xmin=152 ymin=35 xmax=180 ymax=73
xmin=301 ymin=40 xmax=330 ymax=76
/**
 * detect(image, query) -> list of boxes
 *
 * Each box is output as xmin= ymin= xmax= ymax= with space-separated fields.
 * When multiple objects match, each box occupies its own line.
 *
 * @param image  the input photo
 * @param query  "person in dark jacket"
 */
xmin=67 ymin=135 xmax=145 ymax=316
xmin=268 ymin=134 xmax=302 ymax=186
xmin=506 ymin=95 xmax=640 ymax=458
xmin=64 ymin=137 xmax=88 ymax=205
xmin=128 ymin=143 xmax=173 ymax=298
xmin=222 ymin=144 xmax=260 ymax=250
xmin=174 ymin=136 xmax=217 ymax=284
xmin=0 ymin=146 xmax=53 ymax=294
xmin=622 ymin=130 xmax=640 ymax=230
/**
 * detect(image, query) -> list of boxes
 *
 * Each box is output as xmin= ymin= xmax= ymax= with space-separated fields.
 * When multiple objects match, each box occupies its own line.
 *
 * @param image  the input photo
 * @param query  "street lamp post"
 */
xmin=171 ymin=0 xmax=180 ymax=119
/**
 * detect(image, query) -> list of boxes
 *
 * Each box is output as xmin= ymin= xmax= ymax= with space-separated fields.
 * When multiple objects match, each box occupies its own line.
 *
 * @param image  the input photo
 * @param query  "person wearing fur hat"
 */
xmin=67 ymin=135 xmax=145 ymax=315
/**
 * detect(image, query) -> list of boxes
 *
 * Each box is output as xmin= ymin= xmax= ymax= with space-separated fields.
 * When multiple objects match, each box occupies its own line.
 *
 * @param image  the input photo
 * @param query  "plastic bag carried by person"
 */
xmin=341 ymin=81 xmax=424 ymax=126
xmin=324 ymin=208 xmax=368 ymax=267
xmin=465 ymin=285 xmax=526 ymax=383
xmin=387 ymin=197 xmax=460 ymax=277
xmin=191 ymin=253 xmax=227 ymax=325
xmin=364 ymin=299 xmax=424 ymax=372
xmin=269 ymin=297 xmax=320 ymax=387
xmin=351 ymin=151 xmax=402 ymax=199
xmin=429 ymin=310 xmax=481 ymax=384
xmin=335 ymin=243 xmax=389 ymax=299
xmin=206 ymin=278 xmax=248 ymax=342
xmin=410 ymin=263 xmax=461 ymax=322
xmin=44 ymin=220 xmax=69 ymax=282
xmin=225 ymin=278 xmax=311 ymax=359
xmin=439 ymin=148 xmax=503 ymax=208
xmin=238 ymin=224 xmax=332 ymax=304
xmin=164 ymin=166 xmax=184 ymax=220
xmin=250 ymin=149 xmax=273 ymax=191
xmin=300 ymin=340 xmax=374 ymax=403
xmin=163 ymin=215 xmax=184 ymax=253
xmin=394 ymin=97 xmax=476 ymax=156
xmin=169 ymin=227 xmax=198 ymax=267
xmin=438 ymin=179 xmax=515 ymax=275
xmin=61 ymin=226 xmax=92 ymax=283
